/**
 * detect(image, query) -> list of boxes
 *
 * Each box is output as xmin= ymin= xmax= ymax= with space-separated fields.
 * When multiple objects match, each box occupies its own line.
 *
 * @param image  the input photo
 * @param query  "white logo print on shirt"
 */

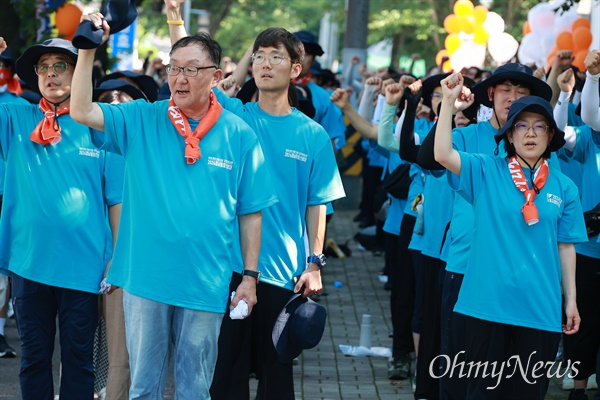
xmin=547 ymin=193 xmax=562 ymax=207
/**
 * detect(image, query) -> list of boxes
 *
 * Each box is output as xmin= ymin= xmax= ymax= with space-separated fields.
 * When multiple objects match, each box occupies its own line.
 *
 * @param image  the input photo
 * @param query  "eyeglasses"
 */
xmin=34 ymin=62 xmax=73 ymax=76
xmin=251 ymin=53 xmax=290 ymax=66
xmin=513 ymin=121 xmax=549 ymax=136
xmin=431 ymin=93 xmax=442 ymax=99
xmin=165 ymin=64 xmax=217 ymax=77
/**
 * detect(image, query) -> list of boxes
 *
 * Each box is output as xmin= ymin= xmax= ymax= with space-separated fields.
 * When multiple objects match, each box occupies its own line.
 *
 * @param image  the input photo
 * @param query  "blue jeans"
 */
xmin=123 ymin=290 xmax=223 ymax=400
xmin=11 ymin=273 xmax=97 ymax=400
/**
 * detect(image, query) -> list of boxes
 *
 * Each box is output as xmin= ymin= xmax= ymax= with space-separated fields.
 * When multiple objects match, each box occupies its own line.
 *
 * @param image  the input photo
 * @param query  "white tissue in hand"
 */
xmin=229 ymin=291 xmax=249 ymax=320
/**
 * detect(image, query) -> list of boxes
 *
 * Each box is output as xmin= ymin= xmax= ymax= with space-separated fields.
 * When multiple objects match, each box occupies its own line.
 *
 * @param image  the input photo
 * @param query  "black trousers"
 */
xmin=463 ymin=316 xmax=560 ymax=400
xmin=358 ymin=164 xmax=384 ymax=225
xmin=391 ymin=215 xmax=416 ymax=358
xmin=564 ymin=253 xmax=600 ymax=379
xmin=210 ymin=273 xmax=295 ymax=400
xmin=414 ymin=255 xmax=443 ymax=400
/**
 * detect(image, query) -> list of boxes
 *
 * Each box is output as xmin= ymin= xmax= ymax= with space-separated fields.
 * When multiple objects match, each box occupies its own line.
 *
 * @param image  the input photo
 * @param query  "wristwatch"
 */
xmin=307 ymin=254 xmax=327 ymax=269
xmin=242 ymin=269 xmax=260 ymax=283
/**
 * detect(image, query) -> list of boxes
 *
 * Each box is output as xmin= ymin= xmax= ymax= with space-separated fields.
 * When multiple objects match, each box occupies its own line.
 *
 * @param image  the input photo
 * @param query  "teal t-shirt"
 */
xmin=0 ymin=102 xmax=124 ymax=291
xmin=450 ymin=153 xmax=587 ymax=332
xmin=564 ymin=125 xmax=600 ymax=258
xmin=308 ymin=81 xmax=347 ymax=149
xmin=216 ymin=93 xmax=346 ymax=289
xmin=97 ymin=100 xmax=278 ymax=312
xmin=0 ymin=91 xmax=29 ymax=196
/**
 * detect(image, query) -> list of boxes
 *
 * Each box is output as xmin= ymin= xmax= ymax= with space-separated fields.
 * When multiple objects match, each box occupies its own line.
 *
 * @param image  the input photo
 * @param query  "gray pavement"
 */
xmin=0 ymin=203 xmax=594 ymax=399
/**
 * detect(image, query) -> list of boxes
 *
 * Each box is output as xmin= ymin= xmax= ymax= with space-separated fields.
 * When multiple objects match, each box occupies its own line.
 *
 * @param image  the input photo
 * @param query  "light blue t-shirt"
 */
xmin=451 ymin=153 xmax=587 ymax=332
xmin=563 ymin=125 xmax=600 ymax=258
xmin=215 ymin=93 xmax=345 ymax=290
xmin=0 ymin=103 xmax=124 ymax=291
xmin=383 ymin=153 xmax=406 ymax=236
xmin=0 ymin=91 xmax=29 ymax=196
xmin=308 ymin=81 xmax=347 ymax=149
xmin=420 ymin=170 xmax=454 ymax=259
xmin=96 ymin=100 xmax=278 ymax=312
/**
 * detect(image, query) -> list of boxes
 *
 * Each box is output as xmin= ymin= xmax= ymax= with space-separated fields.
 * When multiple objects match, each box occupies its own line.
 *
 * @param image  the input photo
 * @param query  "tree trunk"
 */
xmin=390 ymin=32 xmax=403 ymax=68
xmin=427 ymin=0 xmax=442 ymax=49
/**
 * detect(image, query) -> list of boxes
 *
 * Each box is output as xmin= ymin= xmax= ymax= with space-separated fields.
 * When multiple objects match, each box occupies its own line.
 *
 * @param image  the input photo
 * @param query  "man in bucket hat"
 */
xmin=0 ymin=36 xmax=124 ymax=399
xmin=418 ymin=63 xmax=553 ymax=399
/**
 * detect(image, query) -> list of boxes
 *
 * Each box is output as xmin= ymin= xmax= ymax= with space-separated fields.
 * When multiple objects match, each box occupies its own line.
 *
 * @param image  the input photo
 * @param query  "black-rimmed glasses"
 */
xmin=165 ymin=64 xmax=217 ymax=77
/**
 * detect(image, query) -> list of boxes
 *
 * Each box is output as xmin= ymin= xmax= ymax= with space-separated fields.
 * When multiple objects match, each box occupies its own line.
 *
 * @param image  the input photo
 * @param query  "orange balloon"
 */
xmin=55 ymin=3 xmax=83 ymax=41
xmin=523 ymin=21 xmax=531 ymax=35
xmin=571 ymin=17 xmax=591 ymax=31
xmin=473 ymin=25 xmax=489 ymax=45
xmin=556 ymin=31 xmax=574 ymax=51
xmin=454 ymin=0 xmax=474 ymax=17
xmin=473 ymin=5 xmax=488 ymax=25
xmin=460 ymin=15 xmax=476 ymax=34
xmin=436 ymin=49 xmax=450 ymax=66
xmin=573 ymin=50 xmax=588 ymax=71
xmin=442 ymin=60 xmax=452 ymax=72
xmin=445 ymin=33 xmax=462 ymax=55
xmin=573 ymin=27 xmax=593 ymax=51
xmin=444 ymin=14 xmax=461 ymax=34
xmin=546 ymin=47 xmax=558 ymax=72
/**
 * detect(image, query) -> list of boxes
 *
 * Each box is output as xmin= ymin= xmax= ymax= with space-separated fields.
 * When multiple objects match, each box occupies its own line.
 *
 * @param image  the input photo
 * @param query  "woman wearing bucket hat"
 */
xmin=0 ymin=36 xmax=124 ymax=399
xmin=434 ymin=73 xmax=587 ymax=400
xmin=417 ymin=63 xmax=554 ymax=399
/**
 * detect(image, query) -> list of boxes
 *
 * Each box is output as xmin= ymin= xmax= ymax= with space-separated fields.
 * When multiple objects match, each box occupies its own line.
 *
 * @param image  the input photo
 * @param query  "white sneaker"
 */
xmin=587 ymin=374 xmax=597 ymax=390
xmin=562 ymin=376 xmax=574 ymax=390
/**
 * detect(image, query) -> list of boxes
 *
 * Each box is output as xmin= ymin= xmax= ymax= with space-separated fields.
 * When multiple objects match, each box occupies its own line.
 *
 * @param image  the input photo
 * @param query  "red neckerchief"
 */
xmin=508 ymin=156 xmax=549 ymax=226
xmin=0 ymin=69 xmax=23 ymax=96
xmin=167 ymin=91 xmax=222 ymax=164
xmin=30 ymin=98 xmax=69 ymax=145
xmin=293 ymin=73 xmax=312 ymax=85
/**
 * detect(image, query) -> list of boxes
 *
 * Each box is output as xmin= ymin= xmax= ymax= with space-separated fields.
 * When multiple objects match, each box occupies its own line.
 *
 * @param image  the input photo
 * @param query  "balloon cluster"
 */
xmin=438 ymin=0 xmax=519 ymax=72
xmin=54 ymin=2 xmax=83 ymax=41
xmin=518 ymin=2 xmax=593 ymax=70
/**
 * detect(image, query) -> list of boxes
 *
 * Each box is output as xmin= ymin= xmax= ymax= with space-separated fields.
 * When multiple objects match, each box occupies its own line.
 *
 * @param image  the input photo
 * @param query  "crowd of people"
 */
xmin=0 ymin=1 xmax=599 ymax=399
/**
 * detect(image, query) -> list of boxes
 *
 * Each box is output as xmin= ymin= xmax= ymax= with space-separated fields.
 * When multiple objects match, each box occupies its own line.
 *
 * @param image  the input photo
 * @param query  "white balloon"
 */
xmin=483 ymin=12 xmax=505 ymax=36
xmin=488 ymin=32 xmax=519 ymax=63
xmin=450 ymin=41 xmax=486 ymax=71
xmin=517 ymin=33 xmax=538 ymax=66
xmin=554 ymin=10 xmax=579 ymax=33
xmin=528 ymin=2 xmax=556 ymax=35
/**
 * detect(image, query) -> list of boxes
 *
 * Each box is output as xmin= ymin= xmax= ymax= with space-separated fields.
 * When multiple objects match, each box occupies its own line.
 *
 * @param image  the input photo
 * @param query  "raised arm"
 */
xmin=165 ymin=0 xmax=187 ymax=45
xmin=434 ymin=73 xmax=473 ymax=175
xmin=70 ymin=14 xmax=109 ymax=132
xmin=554 ymin=68 xmax=577 ymax=151
xmin=581 ymin=50 xmax=600 ymax=131
xmin=330 ymin=88 xmax=378 ymax=140
xmin=559 ymin=242 xmax=579 ymax=335
xmin=233 ymin=45 xmax=253 ymax=88
xmin=547 ymin=50 xmax=574 ymax=108
xmin=398 ymin=82 xmax=424 ymax=163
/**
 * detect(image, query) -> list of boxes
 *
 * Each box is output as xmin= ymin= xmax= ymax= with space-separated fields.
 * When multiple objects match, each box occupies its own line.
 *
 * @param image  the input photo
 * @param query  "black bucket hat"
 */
xmin=272 ymin=293 xmax=327 ymax=364
xmin=98 ymin=71 xmax=158 ymax=102
xmin=421 ymin=73 xmax=450 ymax=108
xmin=93 ymin=79 xmax=147 ymax=102
xmin=293 ymin=31 xmax=324 ymax=57
xmin=494 ymin=96 xmax=565 ymax=153
xmin=0 ymin=47 xmax=13 ymax=65
xmin=15 ymin=39 xmax=78 ymax=92
xmin=472 ymin=63 xmax=552 ymax=108
xmin=72 ymin=0 xmax=138 ymax=49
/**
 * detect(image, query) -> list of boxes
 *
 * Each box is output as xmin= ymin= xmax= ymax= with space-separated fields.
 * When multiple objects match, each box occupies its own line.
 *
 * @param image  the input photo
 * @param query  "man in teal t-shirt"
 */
xmin=209 ymin=28 xmax=345 ymax=399
xmin=0 ymin=37 xmax=123 ymax=399
xmin=71 ymin=15 xmax=278 ymax=399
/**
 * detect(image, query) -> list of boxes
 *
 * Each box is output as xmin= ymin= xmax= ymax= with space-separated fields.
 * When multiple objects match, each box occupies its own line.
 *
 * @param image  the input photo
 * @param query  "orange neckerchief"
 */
xmin=508 ymin=156 xmax=549 ymax=226
xmin=293 ymin=73 xmax=312 ymax=85
xmin=0 ymin=69 xmax=23 ymax=96
xmin=31 ymin=98 xmax=70 ymax=145
xmin=167 ymin=91 xmax=222 ymax=164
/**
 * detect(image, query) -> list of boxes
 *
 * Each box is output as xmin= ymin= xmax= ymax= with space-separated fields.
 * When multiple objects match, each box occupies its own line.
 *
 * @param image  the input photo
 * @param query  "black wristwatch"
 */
xmin=307 ymin=254 xmax=326 ymax=269
xmin=242 ymin=269 xmax=260 ymax=283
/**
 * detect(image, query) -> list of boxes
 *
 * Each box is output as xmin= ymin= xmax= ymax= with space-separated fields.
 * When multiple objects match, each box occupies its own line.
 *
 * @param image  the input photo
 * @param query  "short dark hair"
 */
xmin=170 ymin=33 xmax=222 ymax=67
xmin=252 ymin=28 xmax=305 ymax=64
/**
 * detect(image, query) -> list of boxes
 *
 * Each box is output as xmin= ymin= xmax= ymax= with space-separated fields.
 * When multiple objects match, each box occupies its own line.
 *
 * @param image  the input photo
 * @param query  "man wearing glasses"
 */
xmin=70 ymin=14 xmax=278 ymax=399
xmin=0 ymin=37 xmax=123 ymax=399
